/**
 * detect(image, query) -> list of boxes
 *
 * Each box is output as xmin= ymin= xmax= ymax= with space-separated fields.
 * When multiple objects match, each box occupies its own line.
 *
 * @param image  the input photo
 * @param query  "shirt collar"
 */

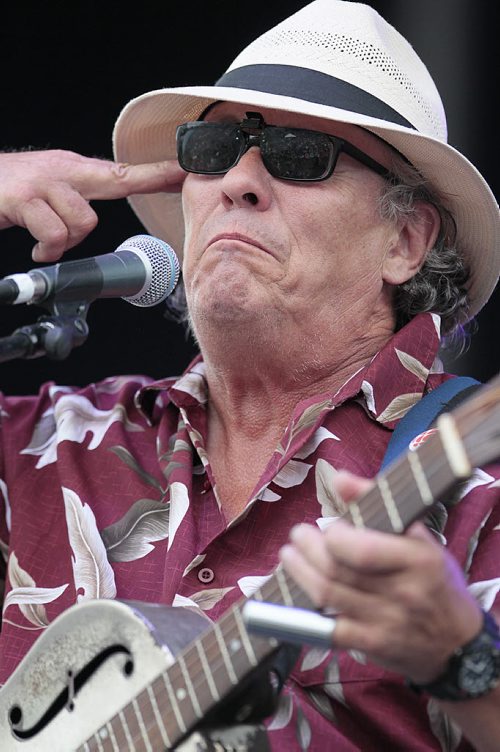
xmin=135 ymin=313 xmax=442 ymax=427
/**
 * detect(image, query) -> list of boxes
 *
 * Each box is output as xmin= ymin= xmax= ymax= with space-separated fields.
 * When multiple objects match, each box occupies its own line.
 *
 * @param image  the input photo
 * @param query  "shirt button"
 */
xmin=198 ymin=567 xmax=215 ymax=584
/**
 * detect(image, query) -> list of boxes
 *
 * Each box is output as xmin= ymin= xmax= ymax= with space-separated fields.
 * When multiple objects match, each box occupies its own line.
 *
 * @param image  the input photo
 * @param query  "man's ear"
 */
xmin=382 ymin=201 xmax=441 ymax=285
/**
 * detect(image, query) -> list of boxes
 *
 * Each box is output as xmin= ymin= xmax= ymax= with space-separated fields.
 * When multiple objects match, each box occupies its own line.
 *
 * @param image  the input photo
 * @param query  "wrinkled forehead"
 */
xmin=203 ymin=100 xmax=399 ymax=169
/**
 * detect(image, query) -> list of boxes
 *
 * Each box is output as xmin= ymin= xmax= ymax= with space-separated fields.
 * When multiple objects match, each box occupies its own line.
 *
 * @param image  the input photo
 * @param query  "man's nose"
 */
xmin=219 ymin=147 xmax=273 ymax=210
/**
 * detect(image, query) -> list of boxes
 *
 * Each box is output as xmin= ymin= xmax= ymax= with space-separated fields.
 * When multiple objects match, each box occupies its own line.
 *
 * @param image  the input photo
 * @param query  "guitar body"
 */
xmin=0 ymin=599 xmax=209 ymax=750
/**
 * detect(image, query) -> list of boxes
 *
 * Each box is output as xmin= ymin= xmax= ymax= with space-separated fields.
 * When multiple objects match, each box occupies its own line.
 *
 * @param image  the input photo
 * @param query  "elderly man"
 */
xmin=0 ymin=1 xmax=499 ymax=750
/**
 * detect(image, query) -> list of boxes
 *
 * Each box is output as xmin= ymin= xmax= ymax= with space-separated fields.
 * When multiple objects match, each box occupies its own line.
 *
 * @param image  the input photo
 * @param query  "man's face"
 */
xmin=181 ymin=103 xmax=401 ymax=340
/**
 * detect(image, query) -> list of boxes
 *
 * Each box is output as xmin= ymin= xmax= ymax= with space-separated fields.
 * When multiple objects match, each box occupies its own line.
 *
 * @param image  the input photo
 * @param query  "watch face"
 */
xmin=459 ymin=647 xmax=496 ymax=696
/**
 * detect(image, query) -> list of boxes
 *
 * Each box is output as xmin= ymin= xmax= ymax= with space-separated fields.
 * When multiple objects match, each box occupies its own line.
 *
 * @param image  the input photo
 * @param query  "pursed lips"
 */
xmin=206 ymin=233 xmax=274 ymax=258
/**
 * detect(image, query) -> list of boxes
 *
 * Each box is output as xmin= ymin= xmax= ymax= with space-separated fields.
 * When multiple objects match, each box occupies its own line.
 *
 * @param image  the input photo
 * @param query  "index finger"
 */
xmin=320 ymin=519 xmax=440 ymax=575
xmin=72 ymin=157 xmax=186 ymax=200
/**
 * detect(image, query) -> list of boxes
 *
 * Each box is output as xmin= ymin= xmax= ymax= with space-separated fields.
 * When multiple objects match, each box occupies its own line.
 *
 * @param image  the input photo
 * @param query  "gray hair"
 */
xmin=378 ymin=159 xmax=471 ymax=345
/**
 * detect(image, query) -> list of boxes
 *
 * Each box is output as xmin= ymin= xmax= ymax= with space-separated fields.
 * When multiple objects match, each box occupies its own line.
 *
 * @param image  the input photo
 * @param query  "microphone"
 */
xmin=0 ymin=234 xmax=180 ymax=308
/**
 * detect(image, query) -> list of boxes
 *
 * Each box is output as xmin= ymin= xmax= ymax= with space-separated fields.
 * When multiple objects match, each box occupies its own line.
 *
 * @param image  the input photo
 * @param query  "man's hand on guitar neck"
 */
xmin=0 ymin=149 xmax=185 ymax=261
xmin=280 ymin=469 xmax=500 ymax=752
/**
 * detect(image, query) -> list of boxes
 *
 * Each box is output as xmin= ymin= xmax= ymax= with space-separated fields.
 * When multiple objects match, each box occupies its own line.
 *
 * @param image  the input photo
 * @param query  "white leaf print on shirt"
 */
xmin=189 ymin=587 xmax=234 ymax=610
xmin=101 ymin=499 xmax=170 ymax=562
xmin=173 ymin=361 xmax=207 ymax=404
xmin=457 ymin=468 xmax=495 ymax=500
xmin=315 ymin=459 xmax=346 ymax=518
xmin=427 ymin=697 xmax=462 ymax=752
xmin=323 ymin=655 xmax=347 ymax=707
xmin=296 ymin=703 xmax=312 ymax=750
xmin=315 ymin=516 xmax=340 ymax=530
xmin=258 ymin=488 xmax=282 ymax=502
xmin=183 ymin=554 xmax=206 ymax=577
xmin=431 ymin=313 xmax=441 ymax=338
xmin=468 ymin=578 xmax=500 ymax=611
xmin=267 ymin=693 xmax=293 ymax=731
xmin=278 ymin=399 xmax=333 ymax=456
xmin=167 ymin=482 xmax=190 ymax=551
xmin=94 ymin=375 xmax=151 ymax=395
xmin=273 ymin=460 xmax=312 ymax=489
xmin=3 ymin=551 xmax=68 ymax=628
xmin=376 ymin=393 xmax=422 ymax=424
xmin=62 ymin=487 xmax=116 ymax=602
xmin=173 ymin=594 xmax=200 ymax=609
xmin=307 ymin=688 xmax=337 ymax=722
xmin=395 ymin=349 xmax=429 ymax=382
xmin=293 ymin=426 xmax=340 ymax=461
xmin=237 ymin=574 xmax=273 ymax=598
xmin=0 ymin=478 xmax=11 ymax=532
xmin=300 ymin=647 xmax=330 ymax=672
xmin=21 ymin=395 xmax=144 ymax=469
xmin=361 ymin=380 xmax=376 ymax=414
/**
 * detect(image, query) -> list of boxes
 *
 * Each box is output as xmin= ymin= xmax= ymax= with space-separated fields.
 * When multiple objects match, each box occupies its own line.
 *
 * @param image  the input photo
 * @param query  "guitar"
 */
xmin=1 ymin=374 xmax=499 ymax=750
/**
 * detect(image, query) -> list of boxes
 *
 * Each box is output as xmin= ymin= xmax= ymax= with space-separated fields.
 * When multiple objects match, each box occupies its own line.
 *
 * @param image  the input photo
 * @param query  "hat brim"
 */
xmin=113 ymin=85 xmax=500 ymax=319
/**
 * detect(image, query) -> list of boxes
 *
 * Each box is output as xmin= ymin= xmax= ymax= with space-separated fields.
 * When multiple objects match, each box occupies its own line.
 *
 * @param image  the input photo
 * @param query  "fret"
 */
xmin=346 ymin=500 xmax=364 ymax=528
xmin=234 ymin=607 xmax=258 ymax=666
xmin=214 ymin=620 xmax=238 ymax=685
xmin=377 ymin=475 xmax=403 ymax=533
xmin=177 ymin=652 xmax=203 ymax=719
xmin=195 ymin=638 xmax=221 ymax=703
xmin=93 ymin=729 xmax=105 ymax=752
xmin=105 ymin=721 xmax=119 ymax=752
xmin=119 ymin=708 xmax=137 ymax=751
xmin=162 ymin=670 xmax=187 ymax=733
xmin=437 ymin=413 xmax=472 ymax=478
xmin=407 ymin=451 xmax=433 ymax=505
xmin=275 ymin=567 xmax=294 ymax=606
xmin=146 ymin=684 xmax=171 ymax=748
xmin=123 ymin=700 xmax=144 ymax=752
xmin=108 ymin=712 xmax=133 ymax=751
xmin=132 ymin=697 xmax=153 ymax=752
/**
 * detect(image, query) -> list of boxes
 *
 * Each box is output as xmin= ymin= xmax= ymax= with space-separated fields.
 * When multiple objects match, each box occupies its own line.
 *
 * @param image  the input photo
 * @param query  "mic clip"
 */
xmin=0 ymin=299 xmax=90 ymax=363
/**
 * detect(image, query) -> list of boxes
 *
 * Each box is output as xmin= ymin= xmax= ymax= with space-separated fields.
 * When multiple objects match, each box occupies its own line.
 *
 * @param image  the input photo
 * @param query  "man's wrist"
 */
xmin=407 ymin=610 xmax=500 ymax=701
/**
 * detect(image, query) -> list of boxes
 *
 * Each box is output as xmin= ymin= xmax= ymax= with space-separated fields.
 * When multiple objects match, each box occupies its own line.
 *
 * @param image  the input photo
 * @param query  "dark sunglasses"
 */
xmin=176 ymin=111 xmax=396 ymax=183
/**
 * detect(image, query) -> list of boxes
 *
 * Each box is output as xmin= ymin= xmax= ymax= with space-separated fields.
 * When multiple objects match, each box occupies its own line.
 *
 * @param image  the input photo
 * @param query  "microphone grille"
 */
xmin=117 ymin=234 xmax=180 ymax=307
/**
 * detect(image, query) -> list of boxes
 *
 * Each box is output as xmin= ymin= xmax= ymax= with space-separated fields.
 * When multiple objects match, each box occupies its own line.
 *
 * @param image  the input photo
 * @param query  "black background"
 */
xmin=0 ymin=0 xmax=498 ymax=394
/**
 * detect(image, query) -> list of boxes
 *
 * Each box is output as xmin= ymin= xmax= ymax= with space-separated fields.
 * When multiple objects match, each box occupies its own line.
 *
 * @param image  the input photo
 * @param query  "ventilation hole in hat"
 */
xmin=259 ymin=29 xmax=442 ymax=135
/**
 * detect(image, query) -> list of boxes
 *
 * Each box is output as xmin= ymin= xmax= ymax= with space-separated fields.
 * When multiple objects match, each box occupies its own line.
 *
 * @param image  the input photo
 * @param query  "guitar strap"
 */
xmin=380 ymin=376 xmax=482 ymax=471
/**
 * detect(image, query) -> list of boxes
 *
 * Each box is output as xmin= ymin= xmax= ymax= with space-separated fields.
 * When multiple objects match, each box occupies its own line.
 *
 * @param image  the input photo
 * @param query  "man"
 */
xmin=0 ymin=1 xmax=499 ymax=750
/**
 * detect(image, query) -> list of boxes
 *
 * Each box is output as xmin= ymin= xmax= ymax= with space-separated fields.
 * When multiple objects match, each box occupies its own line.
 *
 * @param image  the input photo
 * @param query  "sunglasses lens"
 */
xmin=177 ymin=123 xmax=243 ymax=174
xmin=263 ymin=128 xmax=334 ymax=180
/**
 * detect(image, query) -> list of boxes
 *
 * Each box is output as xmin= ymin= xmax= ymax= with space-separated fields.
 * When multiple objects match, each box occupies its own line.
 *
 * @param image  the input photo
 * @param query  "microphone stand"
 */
xmin=0 ymin=299 xmax=90 ymax=363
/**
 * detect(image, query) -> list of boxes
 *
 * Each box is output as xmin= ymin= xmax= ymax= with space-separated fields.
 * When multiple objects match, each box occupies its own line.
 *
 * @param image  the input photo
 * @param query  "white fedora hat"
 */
xmin=113 ymin=0 xmax=499 ymax=319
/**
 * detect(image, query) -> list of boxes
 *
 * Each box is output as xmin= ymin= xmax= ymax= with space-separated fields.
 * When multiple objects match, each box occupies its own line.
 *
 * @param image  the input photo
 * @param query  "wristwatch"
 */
xmin=408 ymin=609 xmax=500 ymax=701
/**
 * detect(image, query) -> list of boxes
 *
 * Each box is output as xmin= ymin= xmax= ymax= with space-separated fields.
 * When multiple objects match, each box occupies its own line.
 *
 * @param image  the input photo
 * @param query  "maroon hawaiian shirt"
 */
xmin=0 ymin=312 xmax=499 ymax=750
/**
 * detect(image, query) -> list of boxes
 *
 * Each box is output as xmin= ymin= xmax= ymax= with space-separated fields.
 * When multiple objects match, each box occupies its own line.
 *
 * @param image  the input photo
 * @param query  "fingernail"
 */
xmin=279 ymin=544 xmax=294 ymax=560
xmin=289 ymin=523 xmax=307 ymax=542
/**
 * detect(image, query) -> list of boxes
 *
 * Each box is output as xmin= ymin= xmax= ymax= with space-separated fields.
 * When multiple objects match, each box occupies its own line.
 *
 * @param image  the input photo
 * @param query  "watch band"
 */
xmin=407 ymin=609 xmax=500 ymax=701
